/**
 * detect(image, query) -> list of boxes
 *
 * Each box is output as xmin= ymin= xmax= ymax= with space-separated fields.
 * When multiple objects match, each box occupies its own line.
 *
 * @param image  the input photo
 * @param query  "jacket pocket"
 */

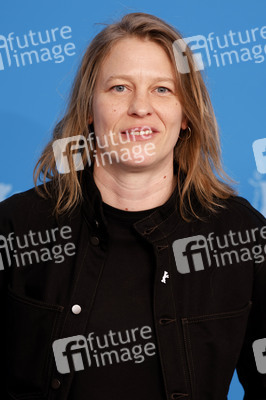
xmin=181 ymin=302 xmax=252 ymax=400
xmin=6 ymin=286 xmax=64 ymax=399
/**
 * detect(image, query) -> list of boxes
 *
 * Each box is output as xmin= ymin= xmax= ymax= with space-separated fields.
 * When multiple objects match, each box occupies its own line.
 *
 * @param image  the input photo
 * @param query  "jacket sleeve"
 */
xmin=236 ymin=211 xmax=266 ymax=399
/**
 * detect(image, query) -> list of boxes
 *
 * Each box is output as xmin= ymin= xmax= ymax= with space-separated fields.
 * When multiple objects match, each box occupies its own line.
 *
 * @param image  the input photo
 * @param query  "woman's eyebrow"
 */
xmin=105 ymin=75 xmax=176 ymax=84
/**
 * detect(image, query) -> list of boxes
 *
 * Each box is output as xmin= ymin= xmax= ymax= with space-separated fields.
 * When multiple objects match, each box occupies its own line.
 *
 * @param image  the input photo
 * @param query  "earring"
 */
xmin=184 ymin=126 xmax=191 ymax=138
xmin=178 ymin=126 xmax=192 ymax=141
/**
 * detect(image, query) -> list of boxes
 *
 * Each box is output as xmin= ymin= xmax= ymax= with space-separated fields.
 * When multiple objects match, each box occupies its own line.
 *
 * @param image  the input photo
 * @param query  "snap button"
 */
xmin=72 ymin=304 xmax=82 ymax=314
xmin=90 ymin=236 xmax=100 ymax=246
xmin=51 ymin=378 xmax=61 ymax=390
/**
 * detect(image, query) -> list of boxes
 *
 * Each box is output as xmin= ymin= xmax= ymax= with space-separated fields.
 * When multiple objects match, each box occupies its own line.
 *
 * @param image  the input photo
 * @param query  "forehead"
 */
xmin=98 ymin=37 xmax=175 ymax=79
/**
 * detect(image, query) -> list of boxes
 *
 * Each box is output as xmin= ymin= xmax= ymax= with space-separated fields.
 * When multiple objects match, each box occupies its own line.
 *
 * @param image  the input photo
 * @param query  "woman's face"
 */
xmin=91 ymin=36 xmax=187 ymax=169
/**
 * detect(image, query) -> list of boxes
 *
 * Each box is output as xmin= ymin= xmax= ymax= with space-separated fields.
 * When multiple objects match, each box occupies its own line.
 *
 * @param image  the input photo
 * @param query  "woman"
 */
xmin=1 ymin=12 xmax=266 ymax=400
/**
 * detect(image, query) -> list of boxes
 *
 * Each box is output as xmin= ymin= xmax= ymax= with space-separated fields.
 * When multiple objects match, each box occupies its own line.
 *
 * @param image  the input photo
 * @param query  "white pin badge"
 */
xmin=161 ymin=271 xmax=169 ymax=284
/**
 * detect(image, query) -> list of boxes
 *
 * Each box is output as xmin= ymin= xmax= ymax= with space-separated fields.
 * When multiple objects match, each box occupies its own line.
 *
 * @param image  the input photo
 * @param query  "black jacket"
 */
xmin=1 ymin=167 xmax=266 ymax=400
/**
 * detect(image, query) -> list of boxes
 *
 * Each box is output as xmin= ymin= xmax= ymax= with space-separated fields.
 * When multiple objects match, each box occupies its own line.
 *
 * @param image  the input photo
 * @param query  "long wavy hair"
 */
xmin=33 ymin=12 xmax=237 ymax=221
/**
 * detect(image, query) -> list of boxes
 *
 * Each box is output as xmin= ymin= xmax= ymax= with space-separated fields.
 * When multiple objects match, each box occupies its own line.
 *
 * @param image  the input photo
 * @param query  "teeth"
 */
xmin=128 ymin=129 xmax=153 ymax=135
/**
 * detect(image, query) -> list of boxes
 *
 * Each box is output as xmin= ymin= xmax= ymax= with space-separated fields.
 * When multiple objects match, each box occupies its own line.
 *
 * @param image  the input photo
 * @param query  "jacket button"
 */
xmin=90 ymin=236 xmax=100 ymax=246
xmin=51 ymin=378 xmax=61 ymax=390
xmin=72 ymin=304 xmax=82 ymax=314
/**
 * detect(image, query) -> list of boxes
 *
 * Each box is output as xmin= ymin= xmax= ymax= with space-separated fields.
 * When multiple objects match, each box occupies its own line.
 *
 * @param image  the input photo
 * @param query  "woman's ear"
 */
xmin=181 ymin=117 xmax=188 ymax=130
xmin=88 ymin=116 xmax=93 ymax=124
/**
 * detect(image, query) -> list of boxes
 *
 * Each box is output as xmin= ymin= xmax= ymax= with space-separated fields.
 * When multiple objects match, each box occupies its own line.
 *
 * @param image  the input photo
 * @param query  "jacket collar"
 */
xmin=81 ymin=165 xmax=187 ymax=241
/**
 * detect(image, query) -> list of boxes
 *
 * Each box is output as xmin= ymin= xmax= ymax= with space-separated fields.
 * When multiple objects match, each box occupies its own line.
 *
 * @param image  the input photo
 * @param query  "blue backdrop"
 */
xmin=1 ymin=1 xmax=266 ymax=397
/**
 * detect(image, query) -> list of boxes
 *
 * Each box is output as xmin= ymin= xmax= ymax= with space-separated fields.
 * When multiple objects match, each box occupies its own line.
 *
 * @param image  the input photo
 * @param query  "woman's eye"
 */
xmin=112 ymin=85 xmax=126 ymax=92
xmin=156 ymin=87 xmax=170 ymax=93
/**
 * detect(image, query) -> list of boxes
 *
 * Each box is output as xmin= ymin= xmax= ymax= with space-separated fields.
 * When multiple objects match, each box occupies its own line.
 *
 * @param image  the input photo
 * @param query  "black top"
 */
xmin=2 ymin=166 xmax=266 ymax=398
xmin=68 ymin=201 xmax=166 ymax=399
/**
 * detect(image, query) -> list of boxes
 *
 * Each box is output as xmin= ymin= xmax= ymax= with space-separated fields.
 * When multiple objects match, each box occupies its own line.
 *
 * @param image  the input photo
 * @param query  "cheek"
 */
xmin=171 ymin=104 xmax=183 ymax=125
xmin=93 ymin=101 xmax=114 ymax=128
xmin=159 ymin=99 xmax=183 ymax=121
xmin=165 ymin=110 xmax=183 ymax=129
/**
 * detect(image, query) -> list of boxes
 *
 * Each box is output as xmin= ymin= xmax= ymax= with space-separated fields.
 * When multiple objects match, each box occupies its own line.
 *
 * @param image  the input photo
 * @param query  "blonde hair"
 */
xmin=34 ymin=12 xmax=237 ymax=221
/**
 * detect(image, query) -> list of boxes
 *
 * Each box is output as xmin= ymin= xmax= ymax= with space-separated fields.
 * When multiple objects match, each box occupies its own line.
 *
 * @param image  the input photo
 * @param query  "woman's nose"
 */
xmin=127 ymin=91 xmax=153 ymax=117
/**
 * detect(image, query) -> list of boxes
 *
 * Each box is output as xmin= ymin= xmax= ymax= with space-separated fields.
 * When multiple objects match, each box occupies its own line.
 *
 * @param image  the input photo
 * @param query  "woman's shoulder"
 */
xmin=214 ymin=194 xmax=266 ymax=228
xmin=0 ymin=184 xmax=55 ymax=226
